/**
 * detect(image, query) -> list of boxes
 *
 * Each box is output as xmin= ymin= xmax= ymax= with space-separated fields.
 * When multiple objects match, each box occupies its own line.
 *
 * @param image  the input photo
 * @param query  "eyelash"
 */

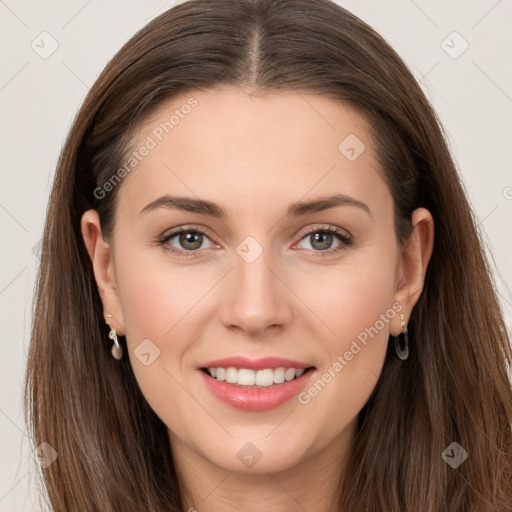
xmin=157 ymin=225 xmax=353 ymax=259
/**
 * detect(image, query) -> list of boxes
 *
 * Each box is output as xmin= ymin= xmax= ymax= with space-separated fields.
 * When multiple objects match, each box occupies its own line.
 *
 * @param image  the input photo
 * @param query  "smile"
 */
xmin=199 ymin=366 xmax=316 ymax=411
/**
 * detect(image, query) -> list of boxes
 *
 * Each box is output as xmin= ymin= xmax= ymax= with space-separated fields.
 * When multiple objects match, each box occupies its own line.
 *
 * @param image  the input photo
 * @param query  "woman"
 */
xmin=24 ymin=0 xmax=512 ymax=510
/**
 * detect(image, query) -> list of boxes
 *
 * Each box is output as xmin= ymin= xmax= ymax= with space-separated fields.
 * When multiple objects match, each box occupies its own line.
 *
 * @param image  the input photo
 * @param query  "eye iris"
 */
xmin=310 ymin=232 xmax=333 ymax=251
xmin=180 ymin=232 xmax=203 ymax=250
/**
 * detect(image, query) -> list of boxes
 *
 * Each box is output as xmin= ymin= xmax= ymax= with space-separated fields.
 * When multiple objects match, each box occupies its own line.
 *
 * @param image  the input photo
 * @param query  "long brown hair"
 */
xmin=24 ymin=0 xmax=512 ymax=510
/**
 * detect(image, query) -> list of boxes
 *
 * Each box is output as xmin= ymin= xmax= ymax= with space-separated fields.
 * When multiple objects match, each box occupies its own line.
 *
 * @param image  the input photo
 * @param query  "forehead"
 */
xmin=116 ymin=87 xmax=390 ymax=219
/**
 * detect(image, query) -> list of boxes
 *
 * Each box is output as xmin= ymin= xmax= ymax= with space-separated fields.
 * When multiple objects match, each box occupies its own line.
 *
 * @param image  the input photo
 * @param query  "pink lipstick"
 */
xmin=198 ymin=356 xmax=316 ymax=411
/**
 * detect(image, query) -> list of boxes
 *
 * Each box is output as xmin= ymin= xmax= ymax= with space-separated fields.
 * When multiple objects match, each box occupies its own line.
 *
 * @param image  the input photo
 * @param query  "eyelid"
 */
xmin=294 ymin=223 xmax=352 ymax=241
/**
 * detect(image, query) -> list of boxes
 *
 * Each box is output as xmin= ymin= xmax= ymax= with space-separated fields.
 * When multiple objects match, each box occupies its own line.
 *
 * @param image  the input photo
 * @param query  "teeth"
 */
xmin=284 ymin=368 xmax=296 ymax=381
xmin=273 ymin=367 xmax=285 ymax=384
xmin=255 ymin=369 xmax=274 ymax=386
xmin=225 ymin=367 xmax=238 ymax=384
xmin=206 ymin=366 xmax=309 ymax=387
xmin=238 ymin=368 xmax=255 ymax=386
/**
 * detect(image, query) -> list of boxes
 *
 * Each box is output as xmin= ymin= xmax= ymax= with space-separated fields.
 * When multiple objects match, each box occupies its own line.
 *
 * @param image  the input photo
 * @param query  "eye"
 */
xmin=158 ymin=226 xmax=217 ymax=258
xmin=157 ymin=224 xmax=353 ymax=258
xmin=294 ymin=225 xmax=352 ymax=255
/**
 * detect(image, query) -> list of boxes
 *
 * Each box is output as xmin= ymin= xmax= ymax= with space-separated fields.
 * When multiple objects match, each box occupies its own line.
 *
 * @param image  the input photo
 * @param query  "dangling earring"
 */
xmin=106 ymin=313 xmax=123 ymax=360
xmin=394 ymin=313 xmax=409 ymax=360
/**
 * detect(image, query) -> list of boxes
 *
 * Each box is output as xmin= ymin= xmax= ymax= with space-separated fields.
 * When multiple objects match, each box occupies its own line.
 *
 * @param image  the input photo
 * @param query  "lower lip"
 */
xmin=199 ymin=368 xmax=316 ymax=411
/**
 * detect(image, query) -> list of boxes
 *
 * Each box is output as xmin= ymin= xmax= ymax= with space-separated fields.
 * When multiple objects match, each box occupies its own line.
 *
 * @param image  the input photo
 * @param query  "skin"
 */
xmin=81 ymin=87 xmax=434 ymax=512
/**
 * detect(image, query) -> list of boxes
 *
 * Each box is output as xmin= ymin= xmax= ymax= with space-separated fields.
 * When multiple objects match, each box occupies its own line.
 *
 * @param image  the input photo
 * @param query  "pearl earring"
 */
xmin=106 ymin=313 xmax=123 ymax=360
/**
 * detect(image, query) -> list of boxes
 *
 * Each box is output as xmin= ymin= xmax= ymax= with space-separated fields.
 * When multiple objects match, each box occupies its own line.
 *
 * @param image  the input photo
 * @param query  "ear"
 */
xmin=391 ymin=207 xmax=434 ymax=335
xmin=81 ymin=209 xmax=125 ymax=335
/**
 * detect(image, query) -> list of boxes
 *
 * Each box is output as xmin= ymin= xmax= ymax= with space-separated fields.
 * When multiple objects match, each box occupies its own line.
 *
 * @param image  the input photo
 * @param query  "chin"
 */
xmin=204 ymin=438 xmax=308 ymax=475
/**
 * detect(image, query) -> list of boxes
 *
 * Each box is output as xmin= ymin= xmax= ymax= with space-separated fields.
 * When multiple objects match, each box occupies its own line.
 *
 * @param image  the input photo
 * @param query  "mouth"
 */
xmin=199 ymin=364 xmax=317 ymax=411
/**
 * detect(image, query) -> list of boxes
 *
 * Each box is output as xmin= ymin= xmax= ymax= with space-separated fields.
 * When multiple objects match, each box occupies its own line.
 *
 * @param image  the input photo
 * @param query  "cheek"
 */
xmin=115 ymin=232 xmax=398 ymax=362
xmin=334 ymin=269 xmax=395 ymax=339
xmin=296 ymin=252 xmax=396 ymax=406
xmin=299 ymin=255 xmax=397 ymax=347
xmin=114 ymin=248 xmax=207 ymax=340
xmin=113 ymin=252 xmax=202 ymax=420
xmin=293 ymin=275 xmax=394 ymax=445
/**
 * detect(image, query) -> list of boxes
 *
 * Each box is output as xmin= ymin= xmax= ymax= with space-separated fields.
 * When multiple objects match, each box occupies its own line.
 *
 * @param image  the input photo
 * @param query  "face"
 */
xmin=82 ymin=87 xmax=432 ymax=476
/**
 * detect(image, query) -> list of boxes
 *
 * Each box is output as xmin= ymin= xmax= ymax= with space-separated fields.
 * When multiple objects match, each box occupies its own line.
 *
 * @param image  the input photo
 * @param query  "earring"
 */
xmin=106 ymin=313 xmax=123 ymax=360
xmin=394 ymin=313 xmax=409 ymax=360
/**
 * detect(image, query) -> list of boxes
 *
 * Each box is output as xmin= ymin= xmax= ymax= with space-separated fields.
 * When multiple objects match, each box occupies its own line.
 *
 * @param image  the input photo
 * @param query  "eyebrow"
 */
xmin=139 ymin=193 xmax=372 ymax=219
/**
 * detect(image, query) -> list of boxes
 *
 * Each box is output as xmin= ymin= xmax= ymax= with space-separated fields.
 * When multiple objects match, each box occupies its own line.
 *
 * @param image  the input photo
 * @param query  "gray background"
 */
xmin=1 ymin=1 xmax=511 ymax=510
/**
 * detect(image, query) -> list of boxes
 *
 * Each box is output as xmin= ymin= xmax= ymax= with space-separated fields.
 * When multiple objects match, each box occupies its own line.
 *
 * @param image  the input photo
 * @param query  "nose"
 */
xmin=218 ymin=244 xmax=293 ymax=336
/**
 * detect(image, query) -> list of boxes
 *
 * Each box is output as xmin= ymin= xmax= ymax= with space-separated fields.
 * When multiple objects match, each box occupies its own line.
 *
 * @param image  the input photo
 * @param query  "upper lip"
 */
xmin=200 ymin=356 xmax=314 ymax=371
